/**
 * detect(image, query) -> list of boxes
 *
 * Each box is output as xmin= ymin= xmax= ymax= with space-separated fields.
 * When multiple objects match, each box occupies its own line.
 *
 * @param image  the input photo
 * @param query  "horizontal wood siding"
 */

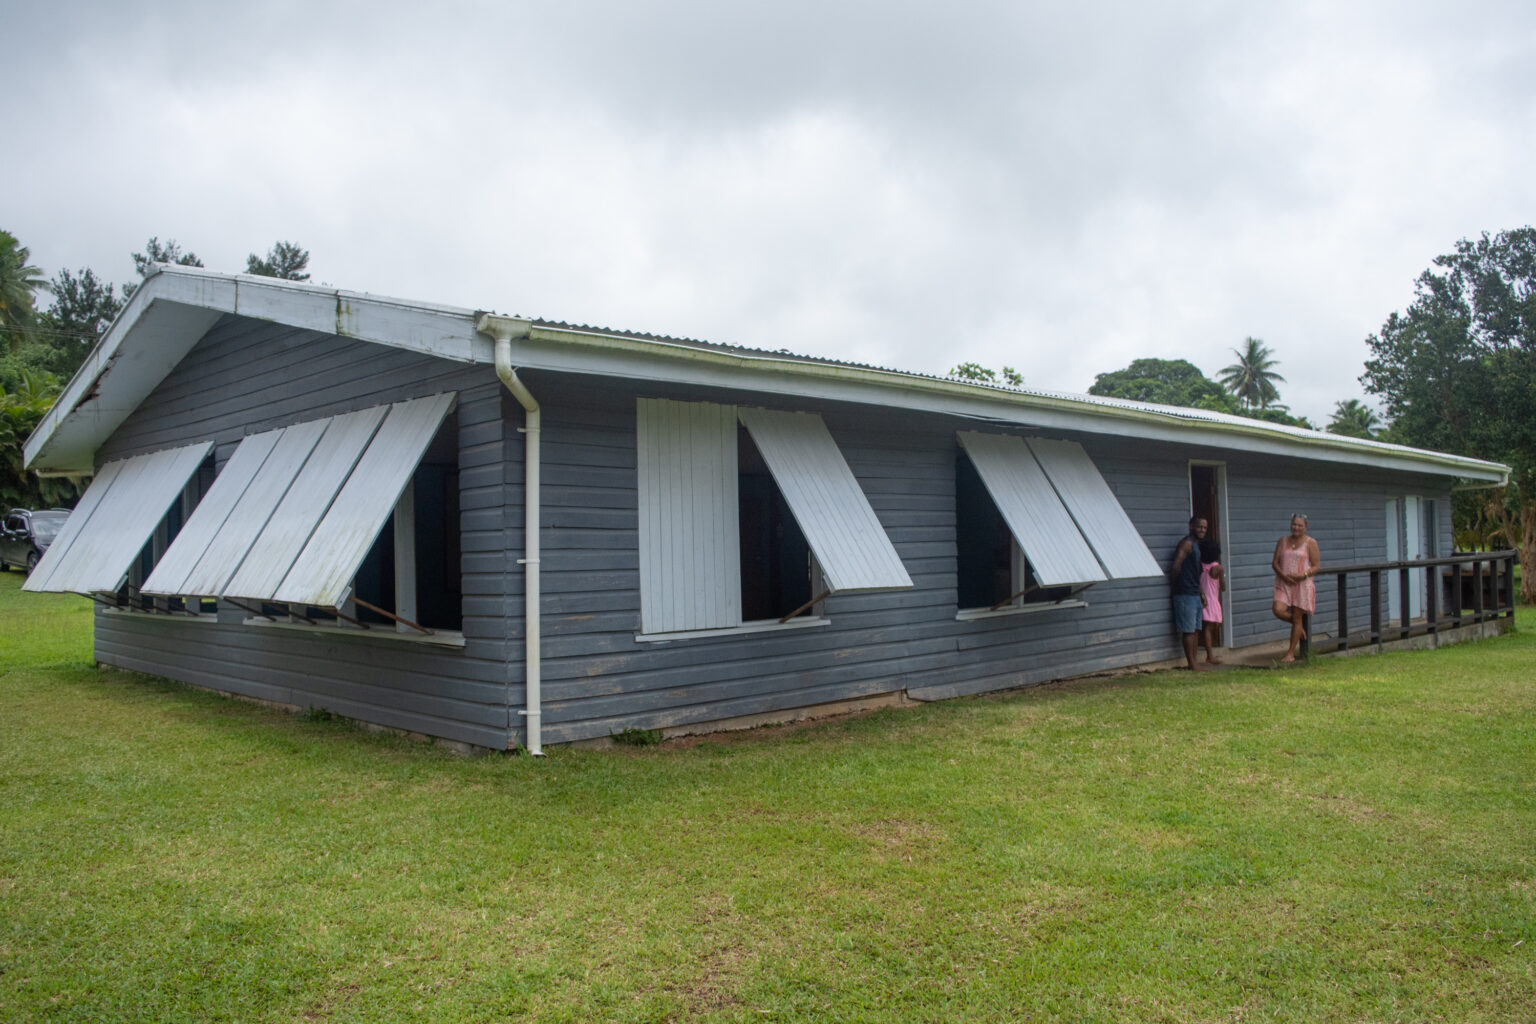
xmin=520 ymin=374 xmax=1194 ymax=744
xmin=92 ymin=315 xmax=513 ymax=749
xmin=1223 ymin=457 xmax=1454 ymax=645
xmin=90 ymin=323 xmax=1468 ymax=750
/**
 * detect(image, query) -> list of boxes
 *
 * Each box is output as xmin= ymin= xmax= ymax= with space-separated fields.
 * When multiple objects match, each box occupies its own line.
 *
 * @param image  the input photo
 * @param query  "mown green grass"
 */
xmin=1 ymin=571 xmax=1533 ymax=1022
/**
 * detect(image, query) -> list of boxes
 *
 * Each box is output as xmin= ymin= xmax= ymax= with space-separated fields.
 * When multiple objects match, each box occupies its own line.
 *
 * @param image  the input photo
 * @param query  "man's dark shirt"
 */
xmin=1173 ymin=535 xmax=1203 ymax=596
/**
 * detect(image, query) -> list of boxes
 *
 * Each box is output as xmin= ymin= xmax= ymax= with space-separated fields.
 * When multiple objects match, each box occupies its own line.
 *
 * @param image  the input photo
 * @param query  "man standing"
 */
xmin=1171 ymin=517 xmax=1208 ymax=671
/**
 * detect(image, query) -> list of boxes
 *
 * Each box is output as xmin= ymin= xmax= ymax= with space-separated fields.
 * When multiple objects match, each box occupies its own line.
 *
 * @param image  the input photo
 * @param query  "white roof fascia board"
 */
xmin=175 ymin=420 xmax=328 ymax=598
xmin=222 ymin=405 xmax=389 ymax=601
xmin=142 ymin=429 xmax=284 ymax=597
xmin=24 ymin=442 xmax=212 ymax=594
xmin=23 ymin=299 xmax=224 ymax=474
xmin=1025 ymin=437 xmax=1164 ymax=580
xmin=274 ymin=392 xmax=457 ymax=607
xmin=512 ymin=325 xmax=1508 ymax=483
xmin=23 ymin=264 xmax=1507 ymax=486
xmin=23 ymin=267 xmax=486 ymax=475
xmin=737 ymin=407 xmax=912 ymax=594
xmin=956 ymin=431 xmax=1108 ymax=588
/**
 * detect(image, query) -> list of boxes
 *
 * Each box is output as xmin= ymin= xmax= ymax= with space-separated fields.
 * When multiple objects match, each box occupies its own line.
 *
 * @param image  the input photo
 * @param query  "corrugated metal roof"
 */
xmin=738 ymin=407 xmax=913 ymax=594
xmin=514 ymin=316 xmax=1471 ymax=467
xmin=22 ymin=266 xmax=1509 ymax=483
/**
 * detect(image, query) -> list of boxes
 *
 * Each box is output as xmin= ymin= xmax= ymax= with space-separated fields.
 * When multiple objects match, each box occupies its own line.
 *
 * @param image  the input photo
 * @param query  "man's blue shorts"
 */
xmin=1173 ymin=594 xmax=1203 ymax=634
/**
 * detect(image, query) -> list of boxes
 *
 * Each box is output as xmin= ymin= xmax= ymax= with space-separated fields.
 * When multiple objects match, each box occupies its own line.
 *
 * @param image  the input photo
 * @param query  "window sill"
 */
xmin=101 ymin=607 xmax=220 ymax=622
xmin=955 ymin=600 xmax=1089 ymax=621
xmin=242 ymin=617 xmax=467 ymax=648
xmin=636 ymin=616 xmax=830 ymax=643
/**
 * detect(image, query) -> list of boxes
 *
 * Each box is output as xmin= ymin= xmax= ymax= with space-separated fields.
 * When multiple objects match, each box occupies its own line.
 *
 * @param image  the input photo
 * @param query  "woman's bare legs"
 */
xmin=1276 ymin=605 xmax=1306 ymax=662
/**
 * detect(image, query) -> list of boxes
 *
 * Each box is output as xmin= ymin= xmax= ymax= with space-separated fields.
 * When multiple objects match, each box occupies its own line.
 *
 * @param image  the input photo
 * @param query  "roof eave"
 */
xmin=515 ymin=322 xmax=1510 ymax=485
xmin=24 ymin=266 xmax=486 ymax=474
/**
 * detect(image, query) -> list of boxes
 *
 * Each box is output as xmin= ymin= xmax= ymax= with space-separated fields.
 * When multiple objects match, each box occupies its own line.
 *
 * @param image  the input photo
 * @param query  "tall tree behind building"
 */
xmin=1362 ymin=226 xmax=1536 ymax=600
xmin=246 ymin=241 xmax=310 ymax=281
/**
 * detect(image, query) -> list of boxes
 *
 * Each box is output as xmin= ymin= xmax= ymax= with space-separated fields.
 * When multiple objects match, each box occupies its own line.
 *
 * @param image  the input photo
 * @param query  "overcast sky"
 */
xmin=8 ymin=1 xmax=1535 ymax=425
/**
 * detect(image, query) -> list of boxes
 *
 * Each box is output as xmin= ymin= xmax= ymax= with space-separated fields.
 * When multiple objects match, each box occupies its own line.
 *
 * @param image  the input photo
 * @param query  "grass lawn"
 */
xmin=1 ymin=572 xmax=1533 ymax=1022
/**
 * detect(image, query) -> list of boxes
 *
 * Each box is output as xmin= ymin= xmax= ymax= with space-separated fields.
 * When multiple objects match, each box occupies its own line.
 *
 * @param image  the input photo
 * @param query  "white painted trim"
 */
xmin=101 ymin=607 xmax=219 ymax=623
xmin=241 ymin=617 xmax=466 ymax=648
xmin=955 ymin=600 xmax=1089 ymax=621
xmin=635 ymin=616 xmax=831 ymax=643
xmin=26 ymin=267 xmax=1510 ymax=485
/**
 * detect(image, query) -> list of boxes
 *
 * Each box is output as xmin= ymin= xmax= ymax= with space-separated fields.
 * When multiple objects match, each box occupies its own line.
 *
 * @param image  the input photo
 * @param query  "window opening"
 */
xmin=955 ymin=449 xmax=1072 ymax=610
xmin=308 ymin=409 xmax=462 ymax=634
xmin=120 ymin=455 xmax=215 ymax=614
xmin=738 ymin=425 xmax=813 ymax=621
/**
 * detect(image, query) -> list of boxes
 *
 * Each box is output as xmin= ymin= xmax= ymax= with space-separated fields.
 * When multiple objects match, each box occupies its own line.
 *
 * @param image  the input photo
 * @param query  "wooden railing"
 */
xmin=1304 ymin=550 xmax=1518 ymax=656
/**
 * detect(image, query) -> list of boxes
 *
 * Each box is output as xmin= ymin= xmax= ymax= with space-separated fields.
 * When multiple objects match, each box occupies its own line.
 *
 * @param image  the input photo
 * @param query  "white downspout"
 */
xmin=476 ymin=314 xmax=543 ymax=756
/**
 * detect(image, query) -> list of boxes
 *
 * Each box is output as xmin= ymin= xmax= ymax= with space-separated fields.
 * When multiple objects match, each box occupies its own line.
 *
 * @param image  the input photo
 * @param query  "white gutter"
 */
xmin=516 ymin=322 xmax=1510 ymax=485
xmin=477 ymin=314 xmax=543 ymax=757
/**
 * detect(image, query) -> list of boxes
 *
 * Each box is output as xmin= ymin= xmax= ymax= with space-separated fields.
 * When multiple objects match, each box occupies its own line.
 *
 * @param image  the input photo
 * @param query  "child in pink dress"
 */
xmin=1199 ymin=539 xmax=1224 ymax=664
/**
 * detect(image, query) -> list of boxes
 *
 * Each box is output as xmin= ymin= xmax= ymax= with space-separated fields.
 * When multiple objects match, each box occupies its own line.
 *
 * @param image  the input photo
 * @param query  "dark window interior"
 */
xmin=956 ymin=452 xmax=1014 ymax=609
xmin=351 ymin=411 xmax=462 ymax=631
xmin=122 ymin=455 xmax=214 ymax=611
xmin=956 ymin=450 xmax=1071 ymax=609
xmin=738 ymin=426 xmax=811 ymax=621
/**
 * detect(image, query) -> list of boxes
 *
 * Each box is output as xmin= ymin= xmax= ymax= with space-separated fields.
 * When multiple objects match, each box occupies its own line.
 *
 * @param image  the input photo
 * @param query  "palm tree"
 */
xmin=1327 ymin=399 xmax=1381 ymax=439
xmin=1218 ymin=337 xmax=1286 ymax=410
xmin=1 ymin=230 xmax=51 ymax=347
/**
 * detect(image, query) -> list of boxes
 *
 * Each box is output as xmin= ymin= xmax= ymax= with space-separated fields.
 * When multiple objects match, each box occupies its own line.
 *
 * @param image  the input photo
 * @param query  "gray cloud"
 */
xmin=7 ymin=1 xmax=1536 ymax=424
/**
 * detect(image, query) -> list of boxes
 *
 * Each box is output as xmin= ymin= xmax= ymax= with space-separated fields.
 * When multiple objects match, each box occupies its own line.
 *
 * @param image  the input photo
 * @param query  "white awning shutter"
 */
xmin=144 ymin=394 xmax=457 ymax=605
xmin=24 ymin=441 xmax=213 ymax=594
xmin=636 ymin=398 xmax=741 ymax=633
xmin=956 ymin=431 xmax=1106 ymax=587
xmin=1025 ymin=437 xmax=1162 ymax=580
xmin=738 ymin=407 xmax=911 ymax=594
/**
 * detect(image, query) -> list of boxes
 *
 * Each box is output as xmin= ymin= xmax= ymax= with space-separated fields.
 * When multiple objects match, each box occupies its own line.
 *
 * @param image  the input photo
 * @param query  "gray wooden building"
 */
xmin=23 ymin=267 xmax=1508 ymax=751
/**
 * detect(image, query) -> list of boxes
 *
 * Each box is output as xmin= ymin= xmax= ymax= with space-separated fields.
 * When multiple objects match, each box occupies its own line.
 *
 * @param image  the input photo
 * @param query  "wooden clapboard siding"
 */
xmin=87 ymin=319 xmax=1467 ymax=751
xmin=1221 ymin=456 xmax=1452 ymax=645
xmin=92 ymin=314 xmax=515 ymax=749
xmin=519 ymin=374 xmax=1190 ymax=744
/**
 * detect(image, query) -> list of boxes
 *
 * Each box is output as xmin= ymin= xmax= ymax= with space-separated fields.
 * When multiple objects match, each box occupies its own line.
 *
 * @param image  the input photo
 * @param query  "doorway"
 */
xmin=1189 ymin=462 xmax=1232 ymax=647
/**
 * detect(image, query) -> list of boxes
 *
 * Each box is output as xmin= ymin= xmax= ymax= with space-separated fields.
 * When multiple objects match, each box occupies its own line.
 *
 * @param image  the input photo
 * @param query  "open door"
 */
xmin=1189 ymin=462 xmax=1231 ymax=647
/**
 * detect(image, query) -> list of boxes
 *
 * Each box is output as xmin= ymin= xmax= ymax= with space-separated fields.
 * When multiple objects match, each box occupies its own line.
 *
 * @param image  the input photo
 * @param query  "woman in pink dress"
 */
xmin=1272 ymin=514 xmax=1321 ymax=663
xmin=1199 ymin=538 xmax=1224 ymax=664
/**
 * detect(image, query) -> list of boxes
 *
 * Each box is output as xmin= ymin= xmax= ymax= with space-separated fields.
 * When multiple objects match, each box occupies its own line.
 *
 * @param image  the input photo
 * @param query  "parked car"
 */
xmin=1 ymin=508 xmax=72 ymax=574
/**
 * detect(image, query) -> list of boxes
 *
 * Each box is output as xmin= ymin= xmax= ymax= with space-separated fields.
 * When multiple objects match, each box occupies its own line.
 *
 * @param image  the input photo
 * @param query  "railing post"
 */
xmin=1473 ymin=558 xmax=1485 ymax=622
xmin=1336 ymin=572 xmax=1349 ymax=651
xmin=1300 ymin=613 xmax=1310 ymax=659
xmin=1488 ymin=555 xmax=1500 ymax=619
xmin=1370 ymin=569 xmax=1382 ymax=646
xmin=1398 ymin=568 xmax=1412 ymax=639
xmin=1426 ymin=560 xmax=1438 ymax=639
xmin=1451 ymin=559 xmax=1463 ymax=625
xmin=1505 ymin=553 xmax=1517 ymax=618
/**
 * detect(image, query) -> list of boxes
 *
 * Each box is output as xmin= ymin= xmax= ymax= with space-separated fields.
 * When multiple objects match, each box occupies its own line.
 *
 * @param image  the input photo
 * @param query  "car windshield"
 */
xmin=30 ymin=513 xmax=69 ymax=544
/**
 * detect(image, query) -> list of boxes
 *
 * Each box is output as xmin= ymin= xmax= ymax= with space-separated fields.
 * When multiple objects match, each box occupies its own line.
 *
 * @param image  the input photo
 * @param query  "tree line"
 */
xmin=953 ymin=338 xmax=1380 ymax=437
xmin=5 ymin=226 xmax=1533 ymax=599
xmin=1 ymin=232 xmax=310 ymax=507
